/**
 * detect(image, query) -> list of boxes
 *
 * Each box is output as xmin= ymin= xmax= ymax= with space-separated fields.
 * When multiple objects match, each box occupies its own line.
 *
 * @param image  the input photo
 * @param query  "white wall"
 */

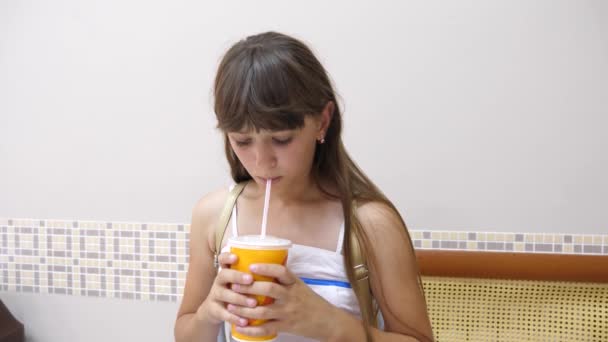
xmin=1 ymin=1 xmax=607 ymax=234
xmin=0 ymin=1 xmax=607 ymax=341
xmin=0 ymin=292 xmax=178 ymax=341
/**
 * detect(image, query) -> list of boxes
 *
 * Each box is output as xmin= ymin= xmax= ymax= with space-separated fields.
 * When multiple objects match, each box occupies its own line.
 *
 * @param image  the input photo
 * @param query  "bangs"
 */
xmin=214 ymin=44 xmax=323 ymax=133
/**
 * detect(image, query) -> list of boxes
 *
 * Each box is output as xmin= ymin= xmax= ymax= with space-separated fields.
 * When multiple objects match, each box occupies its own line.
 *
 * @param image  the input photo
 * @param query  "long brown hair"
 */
xmin=213 ymin=31 xmax=429 ymax=342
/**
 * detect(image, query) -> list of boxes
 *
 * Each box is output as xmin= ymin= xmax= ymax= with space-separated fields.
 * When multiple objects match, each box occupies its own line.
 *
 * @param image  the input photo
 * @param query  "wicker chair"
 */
xmin=416 ymin=251 xmax=608 ymax=341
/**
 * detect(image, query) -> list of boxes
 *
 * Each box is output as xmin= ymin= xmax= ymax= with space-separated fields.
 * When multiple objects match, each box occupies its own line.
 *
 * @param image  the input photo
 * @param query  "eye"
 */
xmin=234 ymin=139 xmax=251 ymax=147
xmin=273 ymin=137 xmax=293 ymax=146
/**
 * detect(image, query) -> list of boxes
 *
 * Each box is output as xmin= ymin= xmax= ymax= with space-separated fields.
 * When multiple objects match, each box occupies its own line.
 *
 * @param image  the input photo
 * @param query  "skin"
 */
xmin=174 ymin=102 xmax=434 ymax=342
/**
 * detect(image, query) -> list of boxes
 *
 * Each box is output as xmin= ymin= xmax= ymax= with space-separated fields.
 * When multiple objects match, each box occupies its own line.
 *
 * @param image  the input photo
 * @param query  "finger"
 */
xmin=205 ymin=300 xmax=249 ymax=328
xmin=234 ymin=320 xmax=279 ymax=337
xmin=226 ymin=303 xmax=276 ymax=321
xmin=216 ymin=287 xmax=258 ymax=308
xmin=250 ymin=264 xmax=296 ymax=285
xmin=216 ymin=269 xmax=254 ymax=286
xmin=217 ymin=252 xmax=237 ymax=268
xmin=231 ymin=281 xmax=286 ymax=300
xmin=218 ymin=306 xmax=250 ymax=328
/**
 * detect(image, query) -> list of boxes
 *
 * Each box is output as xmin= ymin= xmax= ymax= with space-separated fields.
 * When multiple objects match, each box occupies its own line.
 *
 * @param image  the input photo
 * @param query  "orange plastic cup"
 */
xmin=229 ymin=235 xmax=292 ymax=342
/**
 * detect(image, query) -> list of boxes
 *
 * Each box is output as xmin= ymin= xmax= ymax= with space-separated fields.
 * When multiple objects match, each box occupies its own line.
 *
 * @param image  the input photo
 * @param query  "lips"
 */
xmin=258 ymin=176 xmax=282 ymax=183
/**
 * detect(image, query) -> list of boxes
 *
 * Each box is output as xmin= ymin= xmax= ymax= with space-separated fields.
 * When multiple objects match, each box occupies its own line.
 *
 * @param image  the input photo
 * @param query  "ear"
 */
xmin=317 ymin=101 xmax=334 ymax=136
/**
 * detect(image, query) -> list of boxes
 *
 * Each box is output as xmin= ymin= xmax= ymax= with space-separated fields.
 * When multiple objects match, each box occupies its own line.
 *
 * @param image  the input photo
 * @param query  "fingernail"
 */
xmin=249 ymin=264 xmax=258 ymax=272
xmin=228 ymin=254 xmax=236 ymax=261
xmin=247 ymin=298 xmax=257 ymax=307
xmin=239 ymin=318 xmax=248 ymax=326
xmin=227 ymin=304 xmax=234 ymax=311
xmin=243 ymin=274 xmax=252 ymax=283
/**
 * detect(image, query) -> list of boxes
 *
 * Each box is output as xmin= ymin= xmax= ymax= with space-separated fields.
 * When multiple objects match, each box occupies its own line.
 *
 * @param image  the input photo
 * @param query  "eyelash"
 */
xmin=234 ymin=137 xmax=293 ymax=147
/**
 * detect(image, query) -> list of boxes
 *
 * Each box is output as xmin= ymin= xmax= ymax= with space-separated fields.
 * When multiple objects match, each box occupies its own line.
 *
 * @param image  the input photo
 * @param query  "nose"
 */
xmin=254 ymin=143 xmax=277 ymax=169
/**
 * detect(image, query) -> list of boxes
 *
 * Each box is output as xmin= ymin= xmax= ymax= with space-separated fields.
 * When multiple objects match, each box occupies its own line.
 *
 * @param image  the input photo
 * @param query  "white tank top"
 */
xmin=220 ymin=186 xmax=361 ymax=341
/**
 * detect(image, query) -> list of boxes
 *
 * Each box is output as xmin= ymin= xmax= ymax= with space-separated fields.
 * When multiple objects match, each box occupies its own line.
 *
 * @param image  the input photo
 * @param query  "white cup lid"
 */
xmin=228 ymin=235 xmax=292 ymax=250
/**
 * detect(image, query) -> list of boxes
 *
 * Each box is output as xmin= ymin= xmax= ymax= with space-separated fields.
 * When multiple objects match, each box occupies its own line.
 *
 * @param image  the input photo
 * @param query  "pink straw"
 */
xmin=260 ymin=179 xmax=272 ymax=238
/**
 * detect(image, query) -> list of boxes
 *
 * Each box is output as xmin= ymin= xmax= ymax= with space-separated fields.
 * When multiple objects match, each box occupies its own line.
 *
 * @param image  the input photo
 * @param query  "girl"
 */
xmin=174 ymin=31 xmax=434 ymax=342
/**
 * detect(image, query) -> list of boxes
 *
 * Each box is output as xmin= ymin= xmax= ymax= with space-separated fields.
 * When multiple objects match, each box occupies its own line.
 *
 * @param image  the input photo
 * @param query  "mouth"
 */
xmin=257 ymin=176 xmax=282 ymax=184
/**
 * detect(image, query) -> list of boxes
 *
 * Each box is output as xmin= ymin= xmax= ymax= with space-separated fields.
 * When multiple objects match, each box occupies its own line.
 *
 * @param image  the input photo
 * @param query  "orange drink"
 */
xmin=229 ymin=235 xmax=292 ymax=342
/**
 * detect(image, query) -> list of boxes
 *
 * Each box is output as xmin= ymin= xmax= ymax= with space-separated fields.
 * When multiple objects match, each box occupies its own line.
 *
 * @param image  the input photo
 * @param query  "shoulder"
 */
xmin=190 ymin=185 xmax=233 ymax=251
xmin=355 ymin=200 xmax=407 ymax=241
xmin=192 ymin=185 xmax=232 ymax=225
xmin=354 ymin=200 xmax=415 ymax=266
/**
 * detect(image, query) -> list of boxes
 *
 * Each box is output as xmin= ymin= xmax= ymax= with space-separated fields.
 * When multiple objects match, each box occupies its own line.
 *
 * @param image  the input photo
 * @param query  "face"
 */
xmin=227 ymin=115 xmax=322 ymax=190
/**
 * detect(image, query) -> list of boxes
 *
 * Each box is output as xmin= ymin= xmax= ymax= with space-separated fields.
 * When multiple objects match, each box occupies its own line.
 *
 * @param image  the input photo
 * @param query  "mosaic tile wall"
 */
xmin=1 ymin=218 xmax=188 ymax=302
xmin=1 ymin=218 xmax=607 ymax=303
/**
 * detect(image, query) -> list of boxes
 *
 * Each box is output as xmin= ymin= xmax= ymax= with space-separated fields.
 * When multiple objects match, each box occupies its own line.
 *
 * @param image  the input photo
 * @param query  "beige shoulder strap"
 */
xmin=213 ymin=182 xmax=247 ymax=270
xmin=350 ymin=227 xmax=375 ymax=321
xmin=350 ymin=231 xmax=369 ymax=282
xmin=349 ymin=200 xmax=376 ymax=326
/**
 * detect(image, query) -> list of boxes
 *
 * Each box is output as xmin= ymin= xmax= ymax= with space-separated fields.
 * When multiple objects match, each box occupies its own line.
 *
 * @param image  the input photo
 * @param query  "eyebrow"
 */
xmin=229 ymin=129 xmax=294 ymax=136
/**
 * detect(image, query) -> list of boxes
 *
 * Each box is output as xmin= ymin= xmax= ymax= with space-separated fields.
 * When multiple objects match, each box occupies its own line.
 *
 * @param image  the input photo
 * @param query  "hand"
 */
xmin=196 ymin=252 xmax=258 ymax=328
xmin=226 ymin=263 xmax=338 ymax=340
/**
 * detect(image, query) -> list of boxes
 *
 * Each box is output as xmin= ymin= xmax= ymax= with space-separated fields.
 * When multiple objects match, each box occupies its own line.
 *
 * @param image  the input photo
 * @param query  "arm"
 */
xmin=174 ymin=192 xmax=223 ymax=342
xmin=328 ymin=202 xmax=434 ymax=342
xmin=327 ymin=310 xmax=427 ymax=342
xmin=174 ymin=189 xmax=256 ymax=342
